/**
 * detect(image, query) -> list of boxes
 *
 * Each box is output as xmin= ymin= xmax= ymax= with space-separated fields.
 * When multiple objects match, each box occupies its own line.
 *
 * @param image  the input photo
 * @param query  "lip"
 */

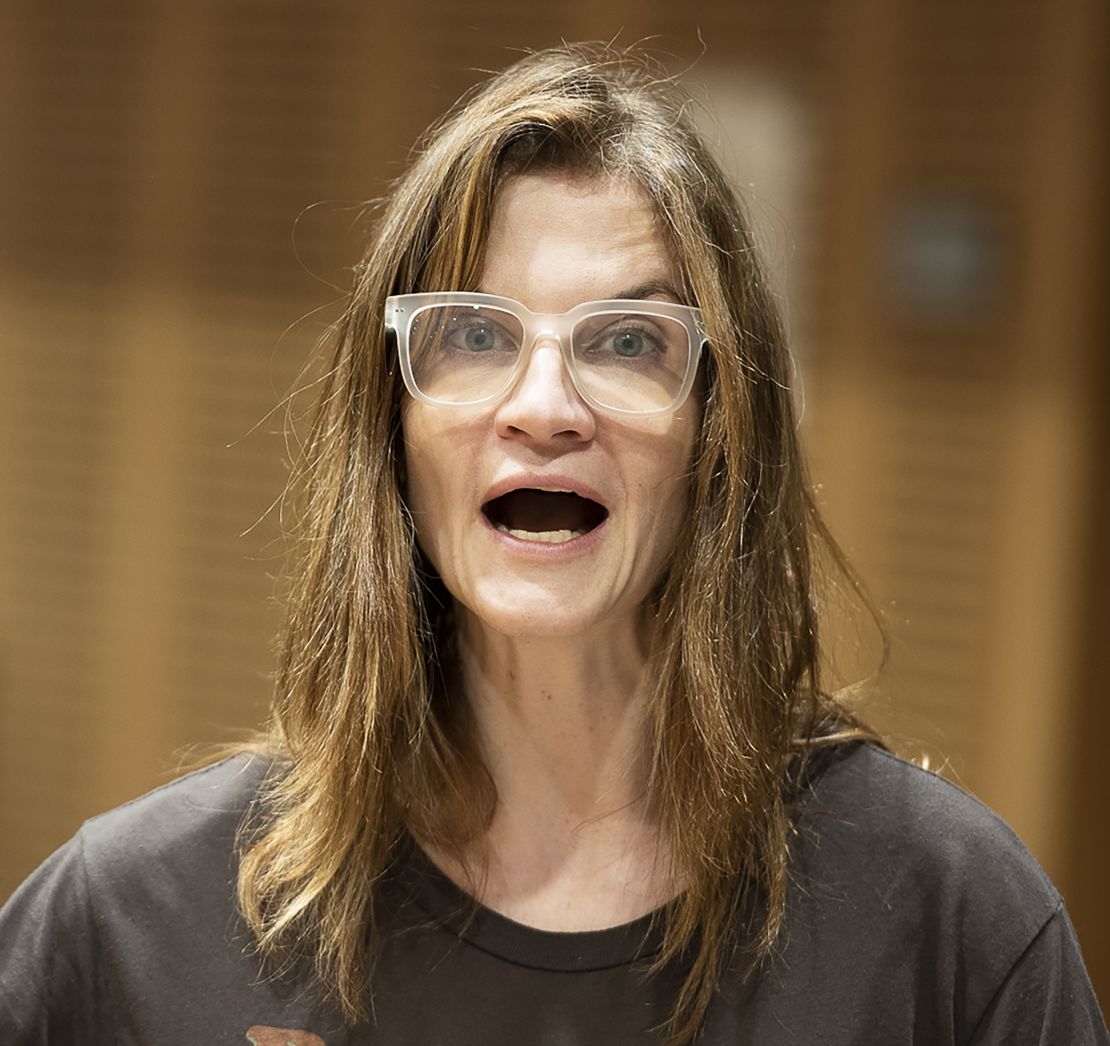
xmin=479 ymin=472 xmax=611 ymax=555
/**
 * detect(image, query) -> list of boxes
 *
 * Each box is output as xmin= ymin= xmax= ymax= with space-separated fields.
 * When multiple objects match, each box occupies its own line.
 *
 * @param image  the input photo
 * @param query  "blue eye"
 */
xmin=611 ymin=331 xmax=645 ymax=357
xmin=463 ymin=326 xmax=497 ymax=352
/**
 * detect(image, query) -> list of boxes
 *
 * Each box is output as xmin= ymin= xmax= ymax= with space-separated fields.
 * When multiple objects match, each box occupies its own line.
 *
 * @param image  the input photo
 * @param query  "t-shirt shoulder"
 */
xmin=76 ymin=753 xmax=271 ymax=880
xmin=0 ymin=755 xmax=276 ymax=1044
xmin=799 ymin=742 xmax=1061 ymax=940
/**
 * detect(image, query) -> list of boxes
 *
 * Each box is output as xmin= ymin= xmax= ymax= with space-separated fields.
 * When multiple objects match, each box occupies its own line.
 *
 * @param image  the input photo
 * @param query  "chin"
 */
xmin=459 ymin=583 xmax=631 ymax=642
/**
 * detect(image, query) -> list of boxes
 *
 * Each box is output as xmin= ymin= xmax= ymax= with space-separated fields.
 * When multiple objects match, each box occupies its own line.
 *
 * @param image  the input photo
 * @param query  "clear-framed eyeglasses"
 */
xmin=385 ymin=292 xmax=707 ymax=417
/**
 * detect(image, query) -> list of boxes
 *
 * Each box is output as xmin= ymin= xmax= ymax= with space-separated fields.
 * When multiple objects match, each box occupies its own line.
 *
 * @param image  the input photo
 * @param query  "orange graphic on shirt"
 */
xmin=245 ymin=1026 xmax=326 ymax=1046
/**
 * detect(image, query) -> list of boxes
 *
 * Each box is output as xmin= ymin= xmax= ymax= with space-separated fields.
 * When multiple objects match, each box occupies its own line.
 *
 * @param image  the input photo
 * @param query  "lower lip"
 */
xmin=480 ymin=513 xmax=608 ymax=557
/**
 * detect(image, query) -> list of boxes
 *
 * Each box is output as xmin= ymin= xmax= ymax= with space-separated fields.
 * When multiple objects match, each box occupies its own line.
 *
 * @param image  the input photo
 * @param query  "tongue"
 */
xmin=497 ymin=490 xmax=589 ymax=532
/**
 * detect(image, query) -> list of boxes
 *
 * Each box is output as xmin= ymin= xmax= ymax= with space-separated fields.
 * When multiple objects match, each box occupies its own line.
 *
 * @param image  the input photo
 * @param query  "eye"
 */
xmin=462 ymin=325 xmax=497 ymax=352
xmin=441 ymin=312 xmax=518 ymax=355
xmin=586 ymin=320 xmax=667 ymax=362
xmin=611 ymin=330 xmax=647 ymax=357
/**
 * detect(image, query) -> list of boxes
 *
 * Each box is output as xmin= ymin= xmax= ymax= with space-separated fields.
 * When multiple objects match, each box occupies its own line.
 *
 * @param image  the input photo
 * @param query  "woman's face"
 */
xmin=402 ymin=171 xmax=701 ymax=641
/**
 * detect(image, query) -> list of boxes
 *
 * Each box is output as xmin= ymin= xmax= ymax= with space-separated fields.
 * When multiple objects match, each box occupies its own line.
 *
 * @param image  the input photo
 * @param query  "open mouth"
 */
xmin=482 ymin=489 xmax=609 ymax=544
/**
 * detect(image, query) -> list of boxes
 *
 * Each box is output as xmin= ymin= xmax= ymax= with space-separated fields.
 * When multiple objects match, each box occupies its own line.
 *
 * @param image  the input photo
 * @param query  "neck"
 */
xmin=457 ymin=608 xmax=652 ymax=823
xmin=426 ymin=607 xmax=676 ymax=929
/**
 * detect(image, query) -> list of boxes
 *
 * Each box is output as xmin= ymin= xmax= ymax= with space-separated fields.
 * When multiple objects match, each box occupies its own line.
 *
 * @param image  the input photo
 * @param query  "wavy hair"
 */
xmin=238 ymin=42 xmax=878 ymax=1045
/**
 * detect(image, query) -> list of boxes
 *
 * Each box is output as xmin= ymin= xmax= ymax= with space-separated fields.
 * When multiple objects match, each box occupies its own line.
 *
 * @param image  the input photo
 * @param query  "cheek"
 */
xmin=400 ymin=410 xmax=446 ymax=555
xmin=647 ymin=472 xmax=691 ymax=566
xmin=401 ymin=405 xmax=483 ymax=575
xmin=403 ymin=442 xmax=432 ymax=517
xmin=625 ymin=419 xmax=698 ymax=551
xmin=660 ymin=419 xmax=700 ymax=543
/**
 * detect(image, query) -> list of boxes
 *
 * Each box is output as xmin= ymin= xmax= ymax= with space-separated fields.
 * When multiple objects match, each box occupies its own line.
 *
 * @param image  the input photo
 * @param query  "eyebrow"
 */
xmin=609 ymin=279 xmax=683 ymax=302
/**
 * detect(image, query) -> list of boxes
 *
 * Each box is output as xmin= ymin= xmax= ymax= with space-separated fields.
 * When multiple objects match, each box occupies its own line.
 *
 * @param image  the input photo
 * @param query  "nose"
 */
xmin=493 ymin=334 xmax=596 ymax=445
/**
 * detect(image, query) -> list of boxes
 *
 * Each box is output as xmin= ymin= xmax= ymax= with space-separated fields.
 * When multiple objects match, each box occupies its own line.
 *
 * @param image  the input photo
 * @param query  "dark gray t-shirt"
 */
xmin=1 ymin=744 xmax=1107 ymax=1045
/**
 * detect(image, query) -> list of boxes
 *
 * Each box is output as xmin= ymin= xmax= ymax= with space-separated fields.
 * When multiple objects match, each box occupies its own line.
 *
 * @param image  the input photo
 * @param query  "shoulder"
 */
xmin=790 ymin=742 xmax=1062 ymax=977
xmin=797 ymin=742 xmax=1059 ymax=916
xmin=80 ymin=752 xmax=270 ymax=840
xmin=75 ymin=753 xmax=272 ymax=905
xmin=804 ymin=743 xmax=1053 ymax=885
xmin=0 ymin=754 xmax=275 ymax=1041
xmin=757 ymin=743 xmax=1109 ymax=1043
xmin=80 ymin=753 xmax=270 ymax=859
xmin=717 ymin=744 xmax=1108 ymax=1042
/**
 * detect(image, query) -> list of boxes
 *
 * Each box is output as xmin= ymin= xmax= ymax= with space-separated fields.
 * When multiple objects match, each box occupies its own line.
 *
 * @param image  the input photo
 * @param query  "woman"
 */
xmin=2 ymin=43 xmax=1106 ymax=1045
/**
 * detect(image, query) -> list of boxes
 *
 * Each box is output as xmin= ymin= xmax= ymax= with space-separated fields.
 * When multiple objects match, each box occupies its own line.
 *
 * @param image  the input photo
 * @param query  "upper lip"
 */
xmin=480 ymin=473 xmax=610 ymax=512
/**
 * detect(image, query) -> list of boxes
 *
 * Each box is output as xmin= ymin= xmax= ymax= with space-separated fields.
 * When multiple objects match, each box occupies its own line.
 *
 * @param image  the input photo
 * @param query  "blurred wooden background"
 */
xmin=1 ymin=0 xmax=1106 ymax=1007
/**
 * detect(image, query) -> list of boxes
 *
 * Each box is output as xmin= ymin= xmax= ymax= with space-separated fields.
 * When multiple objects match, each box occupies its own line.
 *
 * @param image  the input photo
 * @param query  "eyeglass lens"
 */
xmin=407 ymin=304 xmax=691 ymax=412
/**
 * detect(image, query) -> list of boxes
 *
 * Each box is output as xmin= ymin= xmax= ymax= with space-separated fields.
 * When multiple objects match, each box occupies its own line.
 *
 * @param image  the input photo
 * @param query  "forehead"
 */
xmin=478 ymin=172 xmax=678 ymax=312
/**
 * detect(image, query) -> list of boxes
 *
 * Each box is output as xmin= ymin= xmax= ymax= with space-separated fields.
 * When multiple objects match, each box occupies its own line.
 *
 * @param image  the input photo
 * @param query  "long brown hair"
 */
xmin=239 ymin=42 xmax=878 ymax=1045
